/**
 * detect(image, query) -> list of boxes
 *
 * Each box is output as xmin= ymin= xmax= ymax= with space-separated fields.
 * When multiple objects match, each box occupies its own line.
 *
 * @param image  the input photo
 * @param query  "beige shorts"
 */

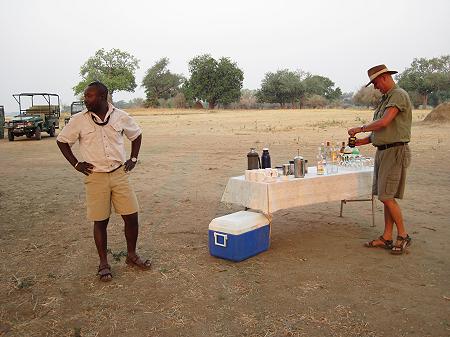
xmin=373 ymin=144 xmax=411 ymax=200
xmin=84 ymin=168 xmax=139 ymax=221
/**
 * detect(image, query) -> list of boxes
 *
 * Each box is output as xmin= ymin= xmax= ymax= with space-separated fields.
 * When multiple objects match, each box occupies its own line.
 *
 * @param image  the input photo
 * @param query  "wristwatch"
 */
xmin=130 ymin=157 xmax=137 ymax=163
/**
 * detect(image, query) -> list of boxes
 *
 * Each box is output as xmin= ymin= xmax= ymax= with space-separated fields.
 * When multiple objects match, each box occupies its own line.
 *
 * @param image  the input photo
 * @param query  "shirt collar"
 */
xmin=383 ymin=84 xmax=398 ymax=98
xmin=87 ymin=103 xmax=115 ymax=122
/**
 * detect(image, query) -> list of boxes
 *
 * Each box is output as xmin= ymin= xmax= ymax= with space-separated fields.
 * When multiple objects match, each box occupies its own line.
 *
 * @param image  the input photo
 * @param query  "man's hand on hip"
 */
xmin=124 ymin=159 xmax=137 ymax=172
xmin=75 ymin=162 xmax=94 ymax=175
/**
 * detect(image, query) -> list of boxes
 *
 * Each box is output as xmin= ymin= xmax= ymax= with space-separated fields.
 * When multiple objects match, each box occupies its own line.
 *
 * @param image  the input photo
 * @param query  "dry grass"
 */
xmin=0 ymin=107 xmax=447 ymax=337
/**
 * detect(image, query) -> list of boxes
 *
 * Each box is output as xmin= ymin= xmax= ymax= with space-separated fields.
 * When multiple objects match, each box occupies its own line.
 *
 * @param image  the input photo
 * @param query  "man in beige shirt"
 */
xmin=57 ymin=81 xmax=151 ymax=281
xmin=348 ymin=65 xmax=412 ymax=255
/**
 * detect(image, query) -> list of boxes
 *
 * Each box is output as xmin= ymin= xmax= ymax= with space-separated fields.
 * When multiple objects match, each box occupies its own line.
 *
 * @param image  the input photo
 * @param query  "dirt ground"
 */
xmin=1 ymin=108 xmax=449 ymax=337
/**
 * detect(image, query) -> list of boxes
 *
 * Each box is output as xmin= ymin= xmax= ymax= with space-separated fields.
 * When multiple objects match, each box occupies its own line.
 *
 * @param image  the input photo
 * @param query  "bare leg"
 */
xmin=94 ymin=218 xmax=110 ymax=266
xmin=382 ymin=204 xmax=394 ymax=240
xmin=382 ymin=199 xmax=407 ymax=237
xmin=367 ymin=203 xmax=394 ymax=247
xmin=94 ymin=218 xmax=112 ymax=281
xmin=122 ymin=212 xmax=151 ymax=269
xmin=122 ymin=212 xmax=138 ymax=256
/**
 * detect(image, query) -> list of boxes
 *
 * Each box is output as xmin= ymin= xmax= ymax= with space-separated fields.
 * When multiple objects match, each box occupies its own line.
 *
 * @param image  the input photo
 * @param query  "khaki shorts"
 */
xmin=84 ymin=168 xmax=139 ymax=221
xmin=373 ymin=144 xmax=411 ymax=200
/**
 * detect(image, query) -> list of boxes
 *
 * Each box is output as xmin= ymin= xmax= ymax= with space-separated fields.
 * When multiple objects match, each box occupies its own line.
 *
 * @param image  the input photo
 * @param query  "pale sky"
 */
xmin=1 ymin=0 xmax=449 ymax=112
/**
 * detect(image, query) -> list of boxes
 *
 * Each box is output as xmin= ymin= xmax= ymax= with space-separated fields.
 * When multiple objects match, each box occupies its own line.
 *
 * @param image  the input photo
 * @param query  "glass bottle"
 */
xmin=316 ymin=146 xmax=325 ymax=175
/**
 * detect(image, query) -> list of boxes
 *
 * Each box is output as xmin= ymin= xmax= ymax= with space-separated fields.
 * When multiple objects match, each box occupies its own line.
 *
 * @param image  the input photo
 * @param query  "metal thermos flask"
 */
xmin=294 ymin=155 xmax=305 ymax=178
xmin=247 ymin=148 xmax=261 ymax=170
xmin=289 ymin=160 xmax=295 ymax=175
xmin=261 ymin=148 xmax=271 ymax=169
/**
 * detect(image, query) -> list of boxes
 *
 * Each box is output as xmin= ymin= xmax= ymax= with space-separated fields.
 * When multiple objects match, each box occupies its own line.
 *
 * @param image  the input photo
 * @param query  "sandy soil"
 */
xmin=0 ymin=108 xmax=449 ymax=337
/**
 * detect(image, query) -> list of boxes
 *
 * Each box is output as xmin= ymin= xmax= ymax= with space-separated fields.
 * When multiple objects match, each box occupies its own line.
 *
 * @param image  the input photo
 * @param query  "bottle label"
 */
xmin=317 ymin=163 xmax=324 ymax=175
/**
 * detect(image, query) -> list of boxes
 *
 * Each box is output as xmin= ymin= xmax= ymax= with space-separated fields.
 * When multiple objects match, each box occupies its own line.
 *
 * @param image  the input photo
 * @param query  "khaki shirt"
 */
xmin=57 ymin=104 xmax=142 ymax=172
xmin=371 ymin=85 xmax=412 ymax=146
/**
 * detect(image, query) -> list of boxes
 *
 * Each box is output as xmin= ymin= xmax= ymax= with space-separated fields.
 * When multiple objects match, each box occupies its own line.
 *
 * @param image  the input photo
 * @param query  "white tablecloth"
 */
xmin=221 ymin=166 xmax=373 ymax=214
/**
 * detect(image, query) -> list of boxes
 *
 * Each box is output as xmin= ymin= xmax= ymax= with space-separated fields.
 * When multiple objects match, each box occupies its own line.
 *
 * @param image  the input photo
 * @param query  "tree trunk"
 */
xmin=422 ymin=94 xmax=428 ymax=109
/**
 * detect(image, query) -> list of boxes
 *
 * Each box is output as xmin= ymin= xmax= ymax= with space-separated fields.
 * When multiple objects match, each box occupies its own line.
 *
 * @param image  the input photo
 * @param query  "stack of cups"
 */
xmin=245 ymin=168 xmax=278 ymax=182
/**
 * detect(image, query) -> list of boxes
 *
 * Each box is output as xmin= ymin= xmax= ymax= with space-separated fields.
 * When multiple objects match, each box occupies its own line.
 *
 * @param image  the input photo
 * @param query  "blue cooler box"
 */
xmin=208 ymin=211 xmax=270 ymax=262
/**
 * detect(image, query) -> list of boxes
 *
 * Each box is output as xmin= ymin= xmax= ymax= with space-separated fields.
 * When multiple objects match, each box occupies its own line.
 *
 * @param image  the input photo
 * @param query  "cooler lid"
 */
xmin=209 ymin=211 xmax=269 ymax=235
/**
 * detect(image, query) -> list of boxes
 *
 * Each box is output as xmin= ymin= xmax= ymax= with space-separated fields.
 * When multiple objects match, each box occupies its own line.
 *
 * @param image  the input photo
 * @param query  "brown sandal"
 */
xmin=98 ymin=264 xmax=112 ymax=282
xmin=125 ymin=255 xmax=152 ymax=270
xmin=391 ymin=234 xmax=412 ymax=255
xmin=364 ymin=235 xmax=393 ymax=249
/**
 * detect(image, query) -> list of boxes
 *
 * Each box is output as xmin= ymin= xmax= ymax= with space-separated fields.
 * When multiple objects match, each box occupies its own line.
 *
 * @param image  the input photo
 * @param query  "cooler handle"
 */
xmin=213 ymin=232 xmax=228 ymax=247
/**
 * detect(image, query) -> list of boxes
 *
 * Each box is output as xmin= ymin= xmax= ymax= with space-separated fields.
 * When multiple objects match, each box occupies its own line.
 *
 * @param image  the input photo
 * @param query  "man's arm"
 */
xmin=355 ymin=136 xmax=371 ymax=146
xmin=348 ymin=106 xmax=400 ymax=137
xmin=56 ymin=140 xmax=93 ymax=175
xmin=124 ymin=134 xmax=142 ymax=172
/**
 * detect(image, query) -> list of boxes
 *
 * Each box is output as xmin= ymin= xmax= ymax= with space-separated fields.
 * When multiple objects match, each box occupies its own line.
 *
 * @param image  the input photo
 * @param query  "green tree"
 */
xmin=302 ymin=75 xmax=342 ymax=101
xmin=142 ymin=57 xmax=184 ymax=107
xmin=74 ymin=48 xmax=139 ymax=101
xmin=397 ymin=55 xmax=450 ymax=108
xmin=256 ymin=69 xmax=305 ymax=107
xmin=184 ymin=54 xmax=244 ymax=109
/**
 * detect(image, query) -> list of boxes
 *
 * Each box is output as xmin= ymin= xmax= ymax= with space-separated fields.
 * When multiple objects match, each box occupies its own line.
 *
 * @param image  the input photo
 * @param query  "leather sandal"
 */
xmin=125 ymin=254 xmax=152 ymax=270
xmin=98 ymin=264 xmax=112 ymax=282
xmin=391 ymin=234 xmax=412 ymax=255
xmin=364 ymin=235 xmax=393 ymax=249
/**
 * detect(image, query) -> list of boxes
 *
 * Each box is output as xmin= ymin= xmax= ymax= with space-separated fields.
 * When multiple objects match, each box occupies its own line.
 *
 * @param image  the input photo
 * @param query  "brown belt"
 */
xmin=375 ymin=142 xmax=409 ymax=151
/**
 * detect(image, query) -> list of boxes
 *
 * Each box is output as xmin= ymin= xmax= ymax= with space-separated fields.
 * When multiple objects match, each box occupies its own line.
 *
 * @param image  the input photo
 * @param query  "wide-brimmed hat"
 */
xmin=365 ymin=64 xmax=398 ymax=87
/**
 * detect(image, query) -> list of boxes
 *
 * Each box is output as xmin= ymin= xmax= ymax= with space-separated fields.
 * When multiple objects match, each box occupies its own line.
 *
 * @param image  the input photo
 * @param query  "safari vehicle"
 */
xmin=64 ymin=101 xmax=85 ymax=125
xmin=0 ymin=105 xmax=5 ymax=139
xmin=6 ymin=93 xmax=60 ymax=141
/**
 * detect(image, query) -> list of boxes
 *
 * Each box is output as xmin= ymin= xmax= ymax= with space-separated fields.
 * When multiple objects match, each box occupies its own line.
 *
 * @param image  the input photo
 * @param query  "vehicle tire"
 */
xmin=34 ymin=126 xmax=41 ymax=140
xmin=8 ymin=130 xmax=14 ymax=141
xmin=49 ymin=125 xmax=55 ymax=137
xmin=26 ymin=133 xmax=32 ymax=138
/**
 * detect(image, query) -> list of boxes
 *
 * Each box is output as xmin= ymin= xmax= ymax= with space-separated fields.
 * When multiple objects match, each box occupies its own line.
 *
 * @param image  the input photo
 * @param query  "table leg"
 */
xmin=339 ymin=197 xmax=374 ymax=226
xmin=371 ymin=194 xmax=375 ymax=227
xmin=339 ymin=200 xmax=346 ymax=217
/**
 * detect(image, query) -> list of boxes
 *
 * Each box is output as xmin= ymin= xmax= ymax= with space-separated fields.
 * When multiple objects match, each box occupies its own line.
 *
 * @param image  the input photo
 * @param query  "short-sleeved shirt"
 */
xmin=57 ymin=103 xmax=141 ymax=172
xmin=371 ymin=85 xmax=412 ymax=146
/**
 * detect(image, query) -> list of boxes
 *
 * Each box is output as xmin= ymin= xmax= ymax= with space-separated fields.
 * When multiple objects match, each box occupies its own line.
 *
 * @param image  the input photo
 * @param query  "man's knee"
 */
xmin=94 ymin=218 xmax=110 ymax=227
xmin=122 ymin=212 xmax=138 ymax=224
xmin=380 ymin=198 xmax=396 ymax=206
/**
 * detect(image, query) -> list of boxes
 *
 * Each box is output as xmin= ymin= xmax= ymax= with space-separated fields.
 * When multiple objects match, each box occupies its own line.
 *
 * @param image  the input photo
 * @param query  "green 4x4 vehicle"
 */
xmin=6 ymin=93 xmax=61 ymax=141
xmin=64 ymin=101 xmax=85 ymax=125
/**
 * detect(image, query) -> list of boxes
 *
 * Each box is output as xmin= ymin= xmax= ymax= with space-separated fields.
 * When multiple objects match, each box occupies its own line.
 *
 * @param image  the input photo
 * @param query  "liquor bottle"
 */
xmin=325 ymin=141 xmax=331 ymax=161
xmin=340 ymin=141 xmax=346 ymax=154
xmin=325 ymin=141 xmax=332 ymax=174
xmin=331 ymin=143 xmax=339 ymax=173
xmin=316 ymin=146 xmax=325 ymax=175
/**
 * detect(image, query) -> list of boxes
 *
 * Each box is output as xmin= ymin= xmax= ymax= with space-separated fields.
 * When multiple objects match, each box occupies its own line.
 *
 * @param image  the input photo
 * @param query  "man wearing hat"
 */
xmin=348 ymin=64 xmax=412 ymax=254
